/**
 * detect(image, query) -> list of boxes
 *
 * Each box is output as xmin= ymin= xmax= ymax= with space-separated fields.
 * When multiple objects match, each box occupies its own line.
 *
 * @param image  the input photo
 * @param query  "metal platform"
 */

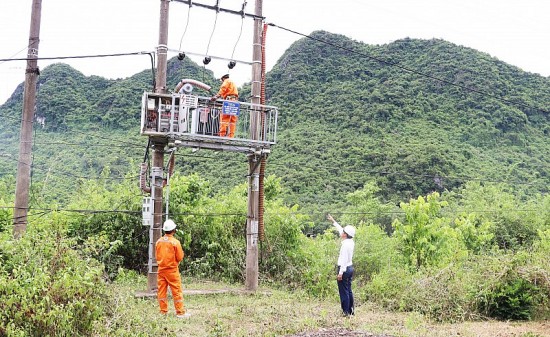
xmin=141 ymin=92 xmax=278 ymax=154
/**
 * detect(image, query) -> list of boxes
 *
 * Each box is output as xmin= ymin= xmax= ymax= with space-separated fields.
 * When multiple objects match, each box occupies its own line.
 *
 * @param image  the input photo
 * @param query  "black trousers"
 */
xmin=337 ymin=265 xmax=354 ymax=315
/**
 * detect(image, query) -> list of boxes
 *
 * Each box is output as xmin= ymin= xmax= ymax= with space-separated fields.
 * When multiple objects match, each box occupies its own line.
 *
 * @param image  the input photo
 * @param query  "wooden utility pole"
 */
xmin=245 ymin=0 xmax=263 ymax=291
xmin=13 ymin=0 xmax=42 ymax=238
xmin=147 ymin=0 xmax=170 ymax=292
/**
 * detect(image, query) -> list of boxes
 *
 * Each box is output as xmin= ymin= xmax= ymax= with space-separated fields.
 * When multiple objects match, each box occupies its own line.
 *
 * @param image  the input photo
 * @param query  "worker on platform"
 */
xmin=156 ymin=219 xmax=190 ymax=318
xmin=211 ymin=73 xmax=239 ymax=138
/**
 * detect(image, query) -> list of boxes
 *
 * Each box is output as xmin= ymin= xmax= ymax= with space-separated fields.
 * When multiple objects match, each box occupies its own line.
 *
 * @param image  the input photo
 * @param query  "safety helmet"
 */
xmin=163 ymin=219 xmax=177 ymax=232
xmin=220 ymin=74 xmax=230 ymax=80
xmin=343 ymin=225 xmax=356 ymax=238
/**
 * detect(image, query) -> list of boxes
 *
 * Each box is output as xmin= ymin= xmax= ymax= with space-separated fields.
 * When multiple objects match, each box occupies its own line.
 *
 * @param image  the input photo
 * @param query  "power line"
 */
xmin=0 ymin=153 xmax=141 ymax=181
xmin=175 ymin=152 xmax=549 ymax=190
xmin=0 ymin=45 xmax=30 ymax=65
xmin=0 ymin=51 xmax=154 ymax=63
xmin=267 ymin=23 xmax=550 ymax=115
xmin=34 ymin=141 xmax=144 ymax=149
xmin=0 ymin=206 xmax=545 ymax=217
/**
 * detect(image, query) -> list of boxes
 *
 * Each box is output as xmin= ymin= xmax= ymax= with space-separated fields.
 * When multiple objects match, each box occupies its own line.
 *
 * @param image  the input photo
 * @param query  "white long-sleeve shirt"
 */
xmin=333 ymin=221 xmax=354 ymax=275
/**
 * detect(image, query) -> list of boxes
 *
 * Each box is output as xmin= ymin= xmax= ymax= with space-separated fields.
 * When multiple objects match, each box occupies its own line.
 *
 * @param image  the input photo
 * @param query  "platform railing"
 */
xmin=141 ymin=92 xmax=278 ymax=150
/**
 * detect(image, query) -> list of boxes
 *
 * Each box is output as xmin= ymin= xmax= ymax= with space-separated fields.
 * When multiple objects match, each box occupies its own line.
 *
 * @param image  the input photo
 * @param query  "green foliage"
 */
xmin=392 ymin=192 xmax=455 ymax=269
xmin=483 ymin=277 xmax=536 ymax=320
xmin=62 ymin=177 xmax=144 ymax=278
xmin=353 ymin=224 xmax=402 ymax=279
xmin=365 ymin=265 xmax=413 ymax=310
xmin=172 ymin=178 xmax=246 ymax=281
xmin=451 ymin=213 xmax=494 ymax=253
xmin=3 ymin=32 xmax=549 ymax=216
xmin=261 ymin=202 xmax=310 ymax=282
xmin=340 ymin=181 xmax=398 ymax=233
xmin=444 ymin=182 xmax=542 ymax=249
xmin=398 ymin=264 xmax=479 ymax=322
xmin=0 ymin=176 xmax=15 ymax=233
xmin=1 ymin=32 xmax=550 ymax=326
xmin=0 ymin=221 xmax=108 ymax=336
xmin=475 ymin=252 xmax=548 ymax=321
xmin=290 ymin=231 xmax=339 ymax=299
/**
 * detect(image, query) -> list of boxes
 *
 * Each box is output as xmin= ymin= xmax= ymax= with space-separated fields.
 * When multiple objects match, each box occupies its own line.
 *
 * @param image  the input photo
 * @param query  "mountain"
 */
xmin=1 ymin=31 xmax=549 ymax=215
xmin=263 ymin=31 xmax=549 ymax=209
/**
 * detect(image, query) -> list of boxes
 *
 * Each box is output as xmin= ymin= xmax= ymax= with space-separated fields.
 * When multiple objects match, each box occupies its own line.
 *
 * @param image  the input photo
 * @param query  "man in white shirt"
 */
xmin=327 ymin=214 xmax=356 ymax=316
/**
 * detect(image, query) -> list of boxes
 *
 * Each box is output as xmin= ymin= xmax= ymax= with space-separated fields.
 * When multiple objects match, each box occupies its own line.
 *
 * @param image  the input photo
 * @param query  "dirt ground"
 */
xmin=282 ymin=321 xmax=550 ymax=337
xmin=285 ymin=328 xmax=392 ymax=336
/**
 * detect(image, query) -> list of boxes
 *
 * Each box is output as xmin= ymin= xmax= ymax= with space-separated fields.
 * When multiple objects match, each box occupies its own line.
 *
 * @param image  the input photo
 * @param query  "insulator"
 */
xmin=203 ymin=56 xmax=211 ymax=65
xmin=177 ymin=52 xmax=186 ymax=61
xmin=228 ymin=60 xmax=236 ymax=69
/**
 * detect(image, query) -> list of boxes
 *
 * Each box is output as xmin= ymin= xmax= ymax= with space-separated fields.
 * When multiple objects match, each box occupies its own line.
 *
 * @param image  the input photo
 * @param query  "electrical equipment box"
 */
xmin=142 ymin=196 xmax=153 ymax=227
xmin=141 ymin=92 xmax=192 ymax=134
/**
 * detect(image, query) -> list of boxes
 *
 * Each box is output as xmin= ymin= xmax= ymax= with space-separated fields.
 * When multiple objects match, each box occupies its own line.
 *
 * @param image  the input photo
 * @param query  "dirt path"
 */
xmin=284 ymin=328 xmax=392 ymax=336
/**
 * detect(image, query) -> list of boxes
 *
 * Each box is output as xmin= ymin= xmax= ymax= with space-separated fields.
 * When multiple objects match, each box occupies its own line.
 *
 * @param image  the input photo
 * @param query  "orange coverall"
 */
xmin=155 ymin=233 xmax=186 ymax=315
xmin=216 ymin=78 xmax=239 ymax=138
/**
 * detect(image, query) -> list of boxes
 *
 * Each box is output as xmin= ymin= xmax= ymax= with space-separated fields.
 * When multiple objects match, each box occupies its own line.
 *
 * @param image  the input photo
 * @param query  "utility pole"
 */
xmin=146 ymin=0 xmax=170 ymax=293
xmin=13 ymin=0 xmax=42 ymax=239
xmin=245 ymin=0 xmax=263 ymax=291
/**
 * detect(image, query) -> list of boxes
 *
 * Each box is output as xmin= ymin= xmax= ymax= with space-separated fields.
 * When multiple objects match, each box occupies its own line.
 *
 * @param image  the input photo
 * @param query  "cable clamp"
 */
xmin=25 ymin=67 xmax=40 ymax=75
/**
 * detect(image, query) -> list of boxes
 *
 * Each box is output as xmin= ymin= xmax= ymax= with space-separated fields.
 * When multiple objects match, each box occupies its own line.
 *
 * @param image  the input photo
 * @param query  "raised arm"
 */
xmin=327 ymin=213 xmax=343 ymax=235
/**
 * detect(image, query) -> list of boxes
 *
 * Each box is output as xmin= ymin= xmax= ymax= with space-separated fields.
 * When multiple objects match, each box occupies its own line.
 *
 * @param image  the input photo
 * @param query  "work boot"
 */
xmin=176 ymin=312 xmax=191 ymax=319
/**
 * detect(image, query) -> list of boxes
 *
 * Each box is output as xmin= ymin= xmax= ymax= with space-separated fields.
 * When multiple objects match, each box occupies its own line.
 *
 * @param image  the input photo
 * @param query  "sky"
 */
xmin=1 ymin=0 xmax=549 ymax=105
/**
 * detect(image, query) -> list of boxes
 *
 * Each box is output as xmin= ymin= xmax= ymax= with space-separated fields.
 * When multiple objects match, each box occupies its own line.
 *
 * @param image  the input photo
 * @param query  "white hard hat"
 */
xmin=343 ymin=225 xmax=356 ymax=238
xmin=163 ymin=219 xmax=177 ymax=232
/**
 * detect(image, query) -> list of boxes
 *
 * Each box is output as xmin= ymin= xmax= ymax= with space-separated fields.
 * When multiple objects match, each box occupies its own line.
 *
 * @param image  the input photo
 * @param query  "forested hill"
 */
xmin=0 ymin=30 xmax=549 ymax=212
xmin=262 ymin=31 xmax=549 ymax=209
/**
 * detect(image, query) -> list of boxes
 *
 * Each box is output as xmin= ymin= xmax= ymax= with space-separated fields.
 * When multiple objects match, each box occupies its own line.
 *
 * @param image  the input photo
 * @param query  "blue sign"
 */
xmin=222 ymin=101 xmax=240 ymax=116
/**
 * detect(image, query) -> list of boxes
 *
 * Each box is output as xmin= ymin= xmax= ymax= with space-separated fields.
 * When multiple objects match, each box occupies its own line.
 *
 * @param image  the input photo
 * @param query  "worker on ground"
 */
xmin=211 ymin=73 xmax=239 ymax=138
xmin=327 ymin=214 xmax=356 ymax=317
xmin=156 ymin=219 xmax=190 ymax=318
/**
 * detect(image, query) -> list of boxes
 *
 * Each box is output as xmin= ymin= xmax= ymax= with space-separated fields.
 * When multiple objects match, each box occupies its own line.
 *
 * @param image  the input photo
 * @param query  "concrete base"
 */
xmin=135 ymin=288 xmax=270 ymax=298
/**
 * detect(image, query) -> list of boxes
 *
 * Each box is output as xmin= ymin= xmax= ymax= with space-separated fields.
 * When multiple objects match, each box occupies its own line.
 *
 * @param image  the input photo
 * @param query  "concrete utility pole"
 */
xmin=147 ymin=0 xmax=170 ymax=292
xmin=245 ymin=0 xmax=263 ymax=291
xmin=13 ymin=0 xmax=42 ymax=239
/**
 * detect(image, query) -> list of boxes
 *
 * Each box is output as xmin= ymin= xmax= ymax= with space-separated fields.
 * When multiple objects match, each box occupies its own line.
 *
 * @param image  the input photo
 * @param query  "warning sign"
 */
xmin=222 ymin=101 xmax=241 ymax=116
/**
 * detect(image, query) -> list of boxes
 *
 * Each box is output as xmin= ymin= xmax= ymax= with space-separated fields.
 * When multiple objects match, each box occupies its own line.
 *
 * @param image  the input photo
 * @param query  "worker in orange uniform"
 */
xmin=156 ymin=219 xmax=190 ymax=318
xmin=211 ymin=73 xmax=239 ymax=138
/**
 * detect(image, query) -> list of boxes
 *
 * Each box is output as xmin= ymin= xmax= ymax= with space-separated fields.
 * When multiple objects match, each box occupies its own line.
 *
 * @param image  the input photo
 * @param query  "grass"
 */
xmin=98 ymin=275 xmax=550 ymax=337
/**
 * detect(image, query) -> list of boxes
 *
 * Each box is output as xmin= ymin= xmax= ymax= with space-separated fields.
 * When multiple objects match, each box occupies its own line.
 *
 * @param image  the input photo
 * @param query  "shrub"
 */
xmin=63 ymin=178 xmax=145 ymax=277
xmin=481 ymin=277 xmax=536 ymax=320
xmin=475 ymin=252 xmax=548 ymax=321
xmin=290 ymin=231 xmax=338 ymax=298
xmin=0 ymin=221 xmax=109 ymax=336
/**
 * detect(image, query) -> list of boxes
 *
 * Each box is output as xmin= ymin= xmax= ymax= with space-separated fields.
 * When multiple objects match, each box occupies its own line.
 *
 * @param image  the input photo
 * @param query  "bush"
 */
xmin=474 ymin=252 xmax=548 ymax=321
xmin=482 ymin=277 xmax=536 ymax=320
xmin=0 ymin=221 xmax=109 ymax=336
xmin=63 ymin=178 xmax=145 ymax=278
xmin=289 ymin=231 xmax=339 ymax=298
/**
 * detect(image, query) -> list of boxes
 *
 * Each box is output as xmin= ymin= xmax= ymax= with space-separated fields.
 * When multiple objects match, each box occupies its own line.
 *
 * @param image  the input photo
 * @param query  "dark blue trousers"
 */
xmin=337 ymin=265 xmax=354 ymax=315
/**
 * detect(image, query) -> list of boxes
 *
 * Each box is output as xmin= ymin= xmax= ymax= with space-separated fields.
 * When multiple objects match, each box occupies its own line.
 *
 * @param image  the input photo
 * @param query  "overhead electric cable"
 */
xmin=0 ymin=206 xmax=544 ymax=217
xmin=205 ymin=1 xmax=220 ymax=58
xmin=172 ymin=152 xmax=548 ymax=190
xmin=230 ymin=1 xmax=247 ymax=61
xmin=178 ymin=1 xmax=193 ymax=52
xmin=267 ymin=23 xmax=550 ymax=114
xmin=0 ymin=45 xmax=30 ymax=65
xmin=34 ymin=141 xmax=144 ymax=149
xmin=0 ymin=51 xmax=154 ymax=63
